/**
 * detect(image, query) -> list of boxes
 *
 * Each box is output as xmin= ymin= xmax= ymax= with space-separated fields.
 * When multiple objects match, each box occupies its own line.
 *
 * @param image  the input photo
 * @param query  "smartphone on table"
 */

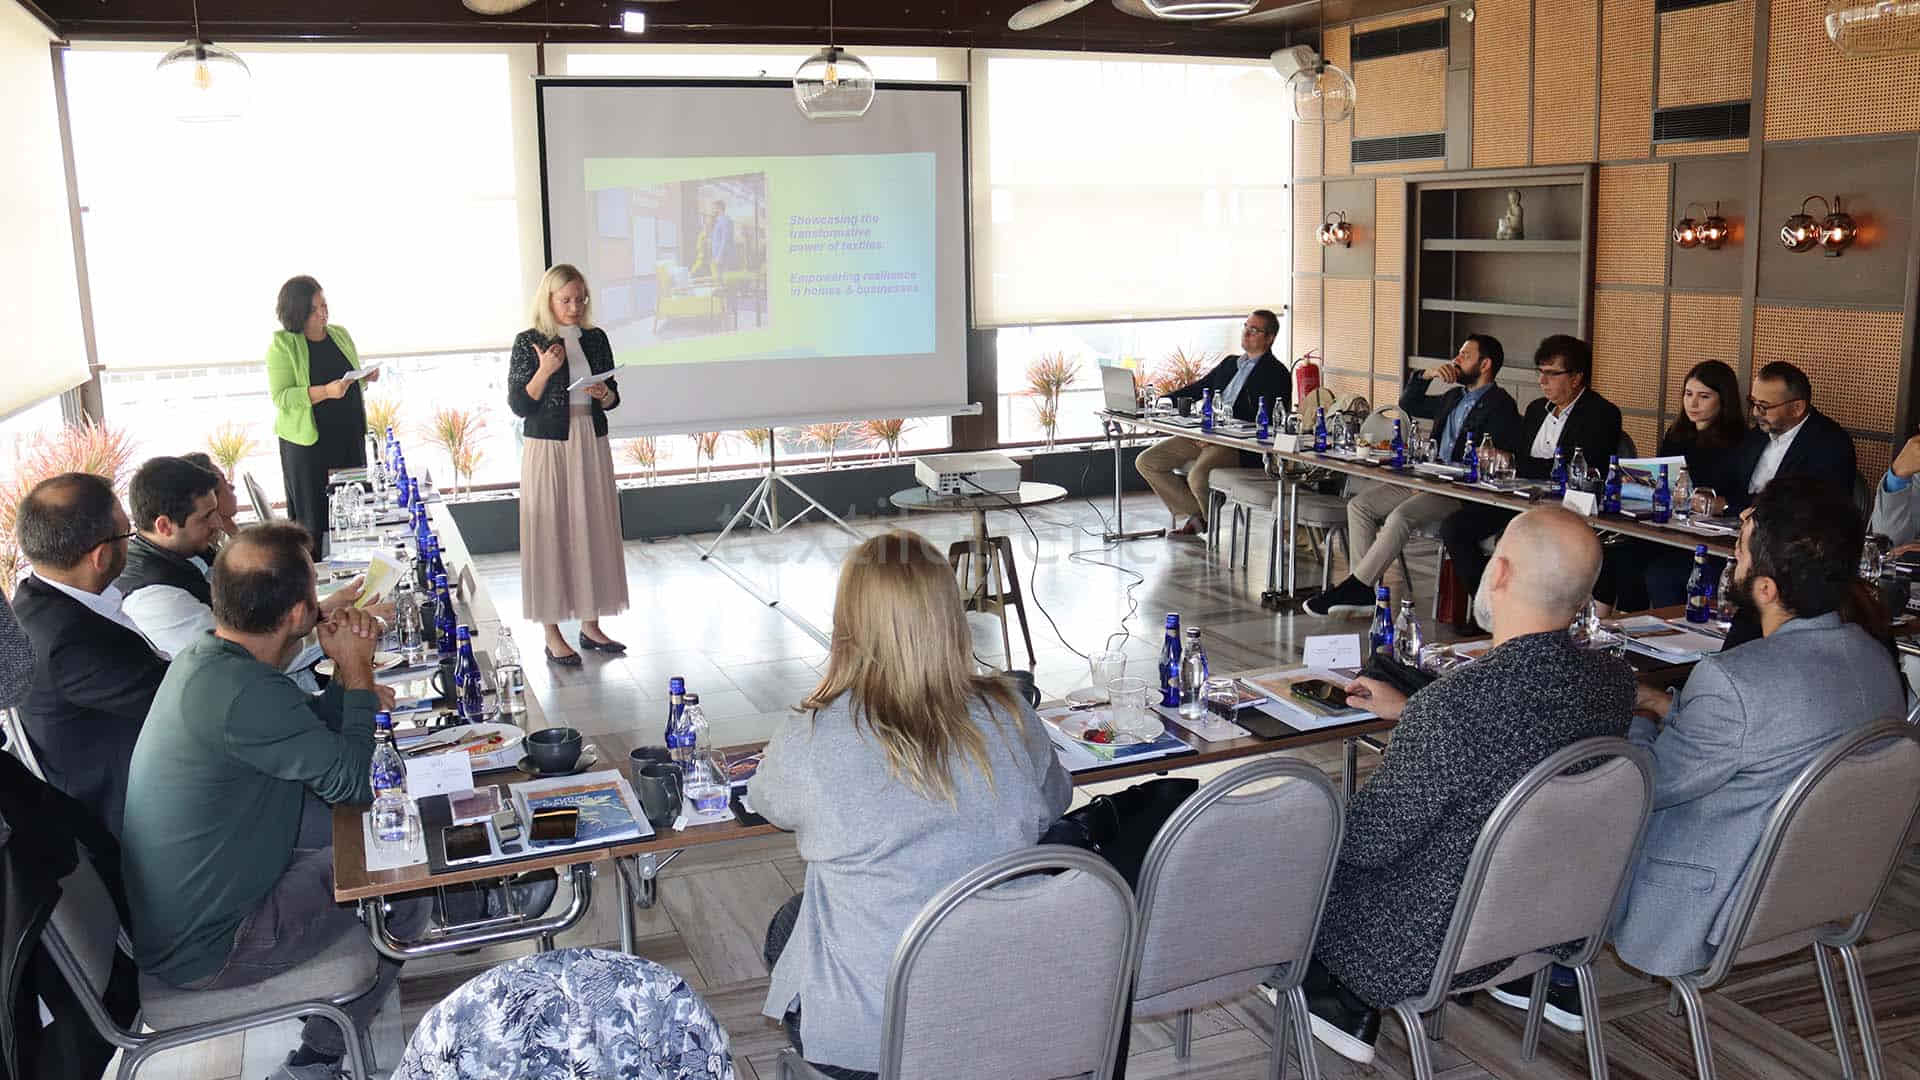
xmin=442 ymin=823 xmax=492 ymax=863
xmin=529 ymin=807 xmax=580 ymax=845
xmin=1290 ymin=679 xmax=1350 ymax=710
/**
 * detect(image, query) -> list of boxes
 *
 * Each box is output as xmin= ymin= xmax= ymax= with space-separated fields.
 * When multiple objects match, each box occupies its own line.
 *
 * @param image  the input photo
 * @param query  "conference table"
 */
xmin=329 ymin=487 xmax=1397 ymax=962
xmin=1100 ymin=409 xmax=1738 ymax=608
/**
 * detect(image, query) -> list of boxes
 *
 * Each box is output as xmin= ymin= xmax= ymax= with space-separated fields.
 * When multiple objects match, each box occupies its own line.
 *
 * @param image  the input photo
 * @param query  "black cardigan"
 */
xmin=506 ymin=327 xmax=621 ymax=441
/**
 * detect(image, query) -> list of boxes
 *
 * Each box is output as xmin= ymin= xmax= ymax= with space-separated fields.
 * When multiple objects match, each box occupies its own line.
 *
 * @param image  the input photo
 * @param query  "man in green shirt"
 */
xmin=122 ymin=522 xmax=428 ymax=1080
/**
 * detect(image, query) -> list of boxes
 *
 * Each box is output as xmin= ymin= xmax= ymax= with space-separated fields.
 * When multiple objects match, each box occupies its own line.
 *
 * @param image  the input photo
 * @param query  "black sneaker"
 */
xmin=1305 ymin=576 xmax=1375 ymax=617
xmin=1302 ymin=978 xmax=1381 ymax=1064
xmin=1487 ymin=973 xmax=1586 ymax=1033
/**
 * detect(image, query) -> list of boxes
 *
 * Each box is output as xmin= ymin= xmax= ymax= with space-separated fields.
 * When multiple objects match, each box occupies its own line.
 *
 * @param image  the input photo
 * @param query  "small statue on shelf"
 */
xmin=1496 ymin=188 xmax=1525 ymax=240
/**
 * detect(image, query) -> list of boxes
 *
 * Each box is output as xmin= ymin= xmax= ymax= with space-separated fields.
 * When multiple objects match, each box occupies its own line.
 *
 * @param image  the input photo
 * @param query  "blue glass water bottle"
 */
xmin=434 ymin=574 xmax=457 ymax=659
xmin=395 ymin=460 xmax=411 ymax=508
xmin=1199 ymin=389 xmax=1215 ymax=433
xmin=665 ymin=677 xmax=692 ymax=761
xmin=1313 ymin=408 xmax=1329 ymax=452
xmin=1159 ymin=613 xmax=1182 ymax=708
xmin=1551 ymin=449 xmax=1569 ymax=496
xmin=454 ymin=626 xmax=487 ymax=723
xmin=1369 ymin=586 xmax=1395 ymax=655
xmin=1602 ymin=455 xmax=1623 ymax=514
xmin=428 ymin=534 xmax=449 ymax=584
xmin=1462 ymin=432 xmax=1479 ymax=483
xmin=1390 ymin=419 xmax=1406 ymax=468
xmin=1651 ymin=465 xmax=1672 ymax=524
xmin=1255 ymin=396 xmax=1271 ymax=441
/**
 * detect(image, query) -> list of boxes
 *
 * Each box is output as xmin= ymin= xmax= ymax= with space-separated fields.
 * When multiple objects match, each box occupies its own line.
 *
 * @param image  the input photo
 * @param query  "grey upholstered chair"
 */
xmin=1132 ymin=758 xmax=1343 ymax=1080
xmin=777 ymin=846 xmax=1138 ymax=1080
xmin=1661 ymin=722 xmax=1920 ymax=1080
xmin=243 ymin=471 xmax=277 ymax=522
xmin=1207 ymin=465 xmax=1277 ymax=570
xmin=40 ymin=844 xmax=377 ymax=1080
xmin=1383 ymin=738 xmax=1655 ymax=1080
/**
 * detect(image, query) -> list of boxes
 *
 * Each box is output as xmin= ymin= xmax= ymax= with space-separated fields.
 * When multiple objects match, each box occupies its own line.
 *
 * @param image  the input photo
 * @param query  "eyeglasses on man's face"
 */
xmin=1748 ymin=396 xmax=1804 ymax=414
xmin=1536 ymin=367 xmax=1571 ymax=380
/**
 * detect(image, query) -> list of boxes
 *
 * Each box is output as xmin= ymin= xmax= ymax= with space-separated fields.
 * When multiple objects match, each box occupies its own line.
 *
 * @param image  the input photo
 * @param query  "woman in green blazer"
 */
xmin=265 ymin=275 xmax=379 ymax=548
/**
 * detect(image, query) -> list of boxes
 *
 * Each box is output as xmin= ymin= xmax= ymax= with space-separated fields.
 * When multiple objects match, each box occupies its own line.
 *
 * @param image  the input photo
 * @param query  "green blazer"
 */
xmin=265 ymin=324 xmax=360 ymax=446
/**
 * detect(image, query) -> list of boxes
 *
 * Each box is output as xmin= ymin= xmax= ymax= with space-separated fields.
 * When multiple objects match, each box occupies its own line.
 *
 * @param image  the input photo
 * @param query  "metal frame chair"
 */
xmin=1384 ymin=738 xmax=1656 ymax=1080
xmin=777 ymin=847 xmax=1138 ymax=1080
xmin=243 ymin=471 xmax=277 ymax=522
xmin=1660 ymin=722 xmax=1920 ymax=1080
xmin=39 ymin=843 xmax=376 ymax=1080
xmin=1132 ymin=758 xmax=1344 ymax=1080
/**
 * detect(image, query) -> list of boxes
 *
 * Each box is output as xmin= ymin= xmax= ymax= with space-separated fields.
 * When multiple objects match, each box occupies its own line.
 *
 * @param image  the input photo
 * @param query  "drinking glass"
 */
xmin=1422 ymin=437 xmax=1441 ymax=465
xmin=1571 ymin=598 xmax=1603 ymax=645
xmin=1715 ymin=563 xmax=1739 ymax=624
xmin=370 ymin=800 xmax=421 ymax=860
xmin=1088 ymin=650 xmax=1127 ymax=703
xmin=1105 ymin=676 xmax=1157 ymax=740
xmin=684 ymin=749 xmax=731 ymax=817
xmin=1144 ymin=387 xmax=1161 ymax=413
xmin=1671 ymin=470 xmax=1694 ymax=522
xmin=1202 ymin=676 xmax=1238 ymax=724
xmin=1691 ymin=487 xmax=1719 ymax=519
xmin=1569 ymin=456 xmax=1593 ymax=492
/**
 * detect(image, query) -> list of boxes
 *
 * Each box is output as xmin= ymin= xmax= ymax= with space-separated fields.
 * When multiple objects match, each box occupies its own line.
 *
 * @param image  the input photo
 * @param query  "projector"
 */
xmin=913 ymin=452 xmax=1022 ymax=497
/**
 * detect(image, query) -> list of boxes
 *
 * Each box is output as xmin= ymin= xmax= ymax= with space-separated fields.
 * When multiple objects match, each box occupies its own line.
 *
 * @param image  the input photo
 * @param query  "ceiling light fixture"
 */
xmin=154 ymin=0 xmax=250 ymax=123
xmin=1288 ymin=4 xmax=1356 ymax=124
xmin=794 ymin=0 xmax=874 ymax=120
xmin=1825 ymin=1 xmax=1920 ymax=56
xmin=1142 ymin=0 xmax=1259 ymax=19
xmin=619 ymin=10 xmax=646 ymax=33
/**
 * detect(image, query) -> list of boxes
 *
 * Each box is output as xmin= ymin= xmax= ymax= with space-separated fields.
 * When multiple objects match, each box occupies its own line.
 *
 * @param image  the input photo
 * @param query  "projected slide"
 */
xmin=583 ymin=153 xmax=935 ymax=367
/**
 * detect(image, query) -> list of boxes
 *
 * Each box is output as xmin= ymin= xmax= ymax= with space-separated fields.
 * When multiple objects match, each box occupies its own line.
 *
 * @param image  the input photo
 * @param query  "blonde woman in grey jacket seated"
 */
xmin=751 ymin=530 xmax=1073 ymax=1080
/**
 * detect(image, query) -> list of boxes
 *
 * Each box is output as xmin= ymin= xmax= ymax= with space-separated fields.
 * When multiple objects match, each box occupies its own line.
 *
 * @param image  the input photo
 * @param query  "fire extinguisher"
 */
xmin=1295 ymin=349 xmax=1322 ymax=401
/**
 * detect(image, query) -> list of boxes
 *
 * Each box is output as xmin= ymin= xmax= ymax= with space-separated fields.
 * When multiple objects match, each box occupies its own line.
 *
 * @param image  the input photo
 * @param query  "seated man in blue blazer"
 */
xmin=1611 ymin=475 xmax=1904 ymax=979
xmin=1135 ymin=310 xmax=1292 ymax=535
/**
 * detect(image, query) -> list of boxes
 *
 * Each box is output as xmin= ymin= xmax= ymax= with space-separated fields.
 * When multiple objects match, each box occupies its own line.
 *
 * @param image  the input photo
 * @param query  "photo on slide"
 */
xmin=586 ymin=170 xmax=770 ymax=352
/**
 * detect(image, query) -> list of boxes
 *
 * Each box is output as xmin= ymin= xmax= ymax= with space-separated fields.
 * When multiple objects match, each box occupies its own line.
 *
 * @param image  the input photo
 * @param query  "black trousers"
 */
xmin=1438 ymin=503 xmax=1516 ymax=598
xmin=278 ymin=434 xmax=364 ymax=557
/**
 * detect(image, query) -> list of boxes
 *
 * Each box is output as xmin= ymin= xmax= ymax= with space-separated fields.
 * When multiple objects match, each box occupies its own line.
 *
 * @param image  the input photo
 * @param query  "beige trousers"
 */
xmin=1345 ymin=479 xmax=1459 ymax=584
xmin=1135 ymin=436 xmax=1243 ymax=521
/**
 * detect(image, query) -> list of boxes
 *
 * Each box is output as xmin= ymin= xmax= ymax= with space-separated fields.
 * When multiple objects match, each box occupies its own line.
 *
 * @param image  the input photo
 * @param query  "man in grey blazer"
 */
xmin=1613 ymin=475 xmax=1904 ymax=978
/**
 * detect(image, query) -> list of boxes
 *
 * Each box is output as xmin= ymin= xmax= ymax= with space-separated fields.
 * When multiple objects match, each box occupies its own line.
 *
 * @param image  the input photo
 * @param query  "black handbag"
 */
xmin=1361 ymin=650 xmax=1435 ymax=698
xmin=1041 ymin=777 xmax=1198 ymax=890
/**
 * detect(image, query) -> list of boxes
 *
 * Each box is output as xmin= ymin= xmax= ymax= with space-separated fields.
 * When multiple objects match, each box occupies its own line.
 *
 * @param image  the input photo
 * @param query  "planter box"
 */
xmin=445 ymin=445 xmax=1153 ymax=556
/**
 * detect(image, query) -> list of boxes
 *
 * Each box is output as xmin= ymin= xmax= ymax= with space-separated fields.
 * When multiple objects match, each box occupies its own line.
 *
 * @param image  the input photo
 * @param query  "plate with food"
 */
xmin=315 ymin=652 xmax=406 ymax=678
xmin=1055 ymin=711 xmax=1151 ymax=747
xmin=397 ymin=722 xmax=526 ymax=773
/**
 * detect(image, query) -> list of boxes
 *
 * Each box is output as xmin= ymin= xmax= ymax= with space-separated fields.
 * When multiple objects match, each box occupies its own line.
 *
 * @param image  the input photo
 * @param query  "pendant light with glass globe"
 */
xmin=154 ymin=0 xmax=251 ymax=123
xmin=1286 ymin=5 xmax=1355 ymax=125
xmin=794 ymin=0 xmax=875 ymax=120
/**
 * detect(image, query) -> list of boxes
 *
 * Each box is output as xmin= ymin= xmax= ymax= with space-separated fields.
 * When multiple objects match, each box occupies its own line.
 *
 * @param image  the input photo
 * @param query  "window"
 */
xmin=971 ymin=51 xmax=1292 ymax=328
xmin=559 ymin=45 xmax=964 ymax=81
xmin=996 ymin=316 xmax=1254 ymax=447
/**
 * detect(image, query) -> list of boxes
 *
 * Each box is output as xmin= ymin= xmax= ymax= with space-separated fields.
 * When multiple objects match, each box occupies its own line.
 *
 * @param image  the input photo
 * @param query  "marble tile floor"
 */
xmin=119 ymin=493 xmax=1920 ymax=1079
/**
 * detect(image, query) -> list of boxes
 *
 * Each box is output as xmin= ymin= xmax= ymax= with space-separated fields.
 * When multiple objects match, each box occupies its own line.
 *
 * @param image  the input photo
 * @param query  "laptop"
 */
xmin=1100 ymin=365 xmax=1142 ymax=417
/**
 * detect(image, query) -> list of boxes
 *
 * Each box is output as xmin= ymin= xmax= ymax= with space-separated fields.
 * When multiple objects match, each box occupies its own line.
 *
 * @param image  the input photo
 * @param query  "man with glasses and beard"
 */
xmin=1611 ymin=475 xmax=1900 ymax=978
xmin=1726 ymin=361 xmax=1856 ymax=516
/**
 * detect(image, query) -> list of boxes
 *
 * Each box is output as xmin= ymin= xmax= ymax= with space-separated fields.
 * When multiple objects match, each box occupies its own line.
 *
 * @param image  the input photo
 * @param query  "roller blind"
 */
xmin=0 ymin=3 xmax=89 ymax=418
xmin=62 ymin=44 xmax=538 ymax=369
xmin=556 ymin=44 xmax=968 ymax=81
xmin=970 ymin=50 xmax=1292 ymax=328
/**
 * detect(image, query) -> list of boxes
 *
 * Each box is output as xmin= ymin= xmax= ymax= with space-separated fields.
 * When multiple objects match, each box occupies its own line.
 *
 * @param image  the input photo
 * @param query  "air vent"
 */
xmin=1352 ymin=18 xmax=1449 ymax=62
xmin=1653 ymin=101 xmax=1751 ymax=143
xmin=1352 ymin=133 xmax=1446 ymax=164
xmin=1655 ymin=0 xmax=1735 ymax=12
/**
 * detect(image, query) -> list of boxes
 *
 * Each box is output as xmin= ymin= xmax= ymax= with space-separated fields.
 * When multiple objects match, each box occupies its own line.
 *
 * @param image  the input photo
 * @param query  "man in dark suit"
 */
xmin=1308 ymin=334 xmax=1522 ymax=615
xmin=1292 ymin=507 xmax=1634 ymax=1063
xmin=10 ymin=473 xmax=167 ymax=838
xmin=1438 ymin=335 xmax=1624 ymax=626
xmin=1725 ymin=360 xmax=1856 ymax=515
xmin=1135 ymin=309 xmax=1293 ymax=535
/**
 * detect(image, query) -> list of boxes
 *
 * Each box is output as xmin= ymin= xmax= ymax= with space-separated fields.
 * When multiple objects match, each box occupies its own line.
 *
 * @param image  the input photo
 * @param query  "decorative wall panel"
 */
xmin=1324 ymin=277 xmax=1375 ymax=374
xmin=1354 ymin=51 xmax=1448 ymax=139
xmin=1296 ymin=120 xmax=1322 ymax=179
xmin=1655 ymin=138 xmax=1750 ymax=157
xmin=1593 ymin=289 xmax=1665 ymax=412
xmin=1663 ymin=292 xmax=1743 ymax=416
xmin=1473 ymin=0 xmax=1531 ymax=167
xmin=1326 ymin=26 xmax=1354 ymax=175
xmin=1292 ymin=276 xmax=1323 ymax=360
xmin=1375 ymin=278 xmax=1405 ymax=376
xmin=1765 ymin=0 xmax=1920 ymax=141
xmin=1532 ymin=0 xmax=1598 ymax=165
xmin=1657 ymin=0 xmax=1754 ymax=109
xmin=1751 ymin=305 xmax=1902 ymax=443
xmin=1595 ymin=164 xmax=1671 ymax=286
xmin=1356 ymin=7 xmax=1450 ymax=33
xmin=1374 ymin=179 xmax=1406 ymax=277
xmin=1295 ymin=182 xmax=1323 ymax=275
xmin=1599 ymin=0 xmax=1656 ymax=160
xmin=1622 ymin=413 xmax=1661 ymax=458
xmin=1356 ymin=159 xmax=1450 ymax=174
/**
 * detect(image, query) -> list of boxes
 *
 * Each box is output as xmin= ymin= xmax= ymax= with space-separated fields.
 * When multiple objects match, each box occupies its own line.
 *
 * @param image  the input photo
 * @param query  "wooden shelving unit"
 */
xmin=1402 ymin=166 xmax=1595 ymax=399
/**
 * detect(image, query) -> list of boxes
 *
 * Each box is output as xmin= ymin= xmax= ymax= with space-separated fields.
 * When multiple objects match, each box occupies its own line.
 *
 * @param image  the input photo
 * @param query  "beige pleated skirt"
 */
xmin=520 ymin=407 xmax=630 ymax=624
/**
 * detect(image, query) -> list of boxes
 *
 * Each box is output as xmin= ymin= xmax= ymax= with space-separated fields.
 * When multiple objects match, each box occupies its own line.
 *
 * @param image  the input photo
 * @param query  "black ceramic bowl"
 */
xmin=525 ymin=726 xmax=583 ymax=774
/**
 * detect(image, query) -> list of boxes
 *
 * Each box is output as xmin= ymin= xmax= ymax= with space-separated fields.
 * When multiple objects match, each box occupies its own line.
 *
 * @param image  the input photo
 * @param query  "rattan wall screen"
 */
xmin=1374 ymin=178 xmax=1407 ymax=277
xmin=1356 ymin=159 xmax=1450 ymax=174
xmin=1752 ymin=305 xmax=1903 ymax=440
xmin=1859 ymin=439 xmax=1893 ymax=488
xmin=1599 ymin=0 xmax=1656 ymax=161
xmin=1374 ymin=377 xmax=1403 ymax=409
xmin=1473 ymin=0 xmax=1531 ymax=167
xmin=1292 ymin=276 xmax=1323 ymax=360
xmin=1765 ymin=0 xmax=1920 ymax=141
xmin=1375 ymin=279 xmax=1405 ymax=375
xmin=1326 ymin=26 xmax=1355 ymax=175
xmin=1532 ymin=0 xmax=1599 ymax=165
xmin=1622 ymin=413 xmax=1662 ymax=458
xmin=1296 ymin=119 xmax=1323 ymax=180
xmin=1593 ymin=289 xmax=1666 ymax=412
xmin=1295 ymin=182 xmax=1324 ymax=274
xmin=1596 ymin=164 xmax=1672 ymax=285
xmin=1655 ymin=138 xmax=1750 ymax=157
xmin=1664 ymin=293 xmax=1743 ymax=418
xmin=1327 ymin=369 xmax=1372 ymax=402
xmin=1356 ymin=7 xmax=1449 ymax=33
xmin=1355 ymin=51 xmax=1448 ymax=140
xmin=1324 ymin=277 xmax=1375 ymax=373
xmin=1657 ymin=0 xmax=1754 ymax=109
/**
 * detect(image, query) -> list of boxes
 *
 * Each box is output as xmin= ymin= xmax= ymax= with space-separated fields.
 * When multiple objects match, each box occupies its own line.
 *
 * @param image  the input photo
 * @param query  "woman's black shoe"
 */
xmin=577 ymin=633 xmax=627 ymax=654
xmin=545 ymin=646 xmax=583 ymax=667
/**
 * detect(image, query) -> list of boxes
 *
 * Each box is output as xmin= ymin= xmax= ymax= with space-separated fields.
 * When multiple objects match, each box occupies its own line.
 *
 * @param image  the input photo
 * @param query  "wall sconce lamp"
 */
xmin=1673 ymin=202 xmax=1728 ymax=249
xmin=1317 ymin=211 xmax=1353 ymax=248
xmin=1781 ymin=195 xmax=1857 ymax=256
